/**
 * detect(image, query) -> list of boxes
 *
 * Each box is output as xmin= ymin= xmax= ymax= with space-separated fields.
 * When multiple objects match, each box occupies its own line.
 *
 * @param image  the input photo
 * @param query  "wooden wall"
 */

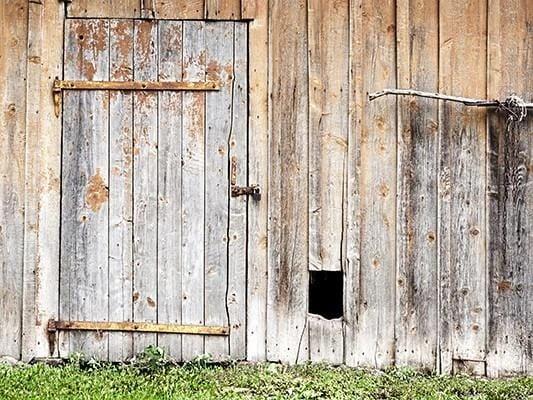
xmin=0 ymin=0 xmax=531 ymax=377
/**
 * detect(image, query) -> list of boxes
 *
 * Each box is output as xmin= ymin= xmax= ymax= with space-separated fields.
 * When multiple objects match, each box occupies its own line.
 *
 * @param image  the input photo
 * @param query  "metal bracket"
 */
xmin=52 ymin=78 xmax=221 ymax=117
xmin=230 ymin=156 xmax=261 ymax=201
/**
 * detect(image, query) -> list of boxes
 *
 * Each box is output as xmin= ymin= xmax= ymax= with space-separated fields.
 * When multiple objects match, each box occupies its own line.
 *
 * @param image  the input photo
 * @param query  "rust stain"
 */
xmin=147 ymin=297 xmax=156 ymax=307
xmin=378 ymin=183 xmax=390 ymax=197
xmin=497 ymin=280 xmax=512 ymax=292
xmin=85 ymin=169 xmax=108 ymax=212
xmin=133 ymin=292 xmax=140 ymax=302
xmin=74 ymin=20 xmax=108 ymax=80
xmin=136 ymin=21 xmax=155 ymax=69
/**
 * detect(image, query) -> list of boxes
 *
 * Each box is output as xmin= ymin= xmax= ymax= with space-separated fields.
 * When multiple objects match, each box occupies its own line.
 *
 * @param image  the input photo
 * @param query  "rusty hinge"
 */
xmin=230 ymin=156 xmax=261 ymax=201
xmin=47 ymin=320 xmax=229 ymax=336
xmin=53 ymin=78 xmax=221 ymax=117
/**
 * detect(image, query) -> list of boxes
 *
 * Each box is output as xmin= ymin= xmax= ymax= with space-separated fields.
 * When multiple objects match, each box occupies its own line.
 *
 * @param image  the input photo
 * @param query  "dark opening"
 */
xmin=308 ymin=271 xmax=343 ymax=319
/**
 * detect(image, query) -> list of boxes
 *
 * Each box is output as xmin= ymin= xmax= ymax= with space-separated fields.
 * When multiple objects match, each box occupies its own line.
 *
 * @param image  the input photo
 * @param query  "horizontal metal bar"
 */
xmin=54 ymin=79 xmax=220 ymax=92
xmin=47 ymin=320 xmax=229 ymax=336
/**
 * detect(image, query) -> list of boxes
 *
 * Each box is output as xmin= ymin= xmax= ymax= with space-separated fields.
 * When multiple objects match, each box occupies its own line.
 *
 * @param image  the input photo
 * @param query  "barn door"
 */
xmin=57 ymin=19 xmax=249 ymax=361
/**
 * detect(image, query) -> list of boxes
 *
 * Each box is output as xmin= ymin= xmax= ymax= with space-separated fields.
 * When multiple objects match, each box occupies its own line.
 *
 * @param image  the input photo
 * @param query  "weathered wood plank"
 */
xmin=203 ymin=22 xmax=233 ymax=360
xmin=228 ymin=22 xmax=248 ymax=359
xmin=344 ymin=0 xmax=363 ymax=368
xmin=22 ymin=0 xmax=65 ymax=361
xmin=439 ymin=0 xmax=488 ymax=373
xmin=206 ymin=0 xmax=241 ymax=19
xmin=486 ymin=0 xmax=532 ymax=377
xmin=181 ymin=21 xmax=206 ymax=360
xmin=267 ymin=0 xmax=309 ymax=364
xmin=241 ymin=0 xmax=256 ymax=19
xmin=155 ymin=0 xmax=204 ymax=19
xmin=108 ymin=19 xmax=134 ymax=362
xmin=395 ymin=0 xmax=439 ymax=370
xmin=246 ymin=0 xmax=269 ymax=362
xmin=67 ymin=0 xmax=140 ymax=18
xmin=351 ymin=0 xmax=397 ymax=369
xmin=308 ymin=316 xmax=343 ymax=365
xmin=157 ymin=20 xmax=184 ymax=361
xmin=132 ymin=19 xmax=158 ymax=355
xmin=61 ymin=19 xmax=110 ymax=359
xmin=308 ymin=0 xmax=349 ymax=272
xmin=0 ymin=0 xmax=28 ymax=359
xmin=50 ymin=320 xmax=228 ymax=336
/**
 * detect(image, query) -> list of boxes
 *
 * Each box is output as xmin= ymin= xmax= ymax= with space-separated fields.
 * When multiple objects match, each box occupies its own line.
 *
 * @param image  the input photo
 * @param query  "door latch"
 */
xmin=231 ymin=184 xmax=261 ymax=201
xmin=231 ymin=156 xmax=261 ymax=201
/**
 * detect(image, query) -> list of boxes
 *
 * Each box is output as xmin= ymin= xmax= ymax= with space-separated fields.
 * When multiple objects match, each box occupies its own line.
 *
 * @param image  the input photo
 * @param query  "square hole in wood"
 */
xmin=309 ymin=270 xmax=343 ymax=319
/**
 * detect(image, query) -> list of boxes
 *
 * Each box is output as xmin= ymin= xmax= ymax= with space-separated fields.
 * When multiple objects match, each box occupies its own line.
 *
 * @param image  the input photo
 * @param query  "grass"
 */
xmin=1 ymin=360 xmax=532 ymax=400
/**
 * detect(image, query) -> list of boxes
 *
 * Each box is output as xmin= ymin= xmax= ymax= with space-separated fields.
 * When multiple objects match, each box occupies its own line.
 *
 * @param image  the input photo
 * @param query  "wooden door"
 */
xmin=59 ymin=18 xmax=248 ymax=361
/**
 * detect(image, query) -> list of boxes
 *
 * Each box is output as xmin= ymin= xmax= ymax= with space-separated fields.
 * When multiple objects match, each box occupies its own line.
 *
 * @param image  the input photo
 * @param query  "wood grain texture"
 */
xmin=206 ymin=0 xmax=241 ymax=19
xmin=0 ymin=0 xmax=27 ymax=359
xmin=352 ymin=0 xmax=397 ymax=369
xmin=204 ymin=21 xmax=233 ymax=360
xmin=308 ymin=0 xmax=349 ymax=272
xmin=157 ymin=20 xmax=184 ymax=361
xmin=67 ymin=0 xmax=140 ymax=18
xmin=155 ymin=0 xmax=204 ymax=19
xmin=267 ymin=0 xmax=309 ymax=364
xmin=308 ymin=316 xmax=343 ymax=365
xmin=22 ymin=0 xmax=65 ymax=360
xmin=241 ymin=0 xmax=257 ymax=19
xmin=486 ymin=0 xmax=532 ymax=377
xmin=132 ymin=19 xmax=158 ymax=354
xmin=395 ymin=0 xmax=439 ymax=370
xmin=181 ymin=21 xmax=206 ymax=360
xmin=439 ymin=0 xmax=488 ymax=373
xmin=227 ymin=22 xmax=248 ymax=359
xmin=344 ymin=0 xmax=363 ymax=368
xmin=246 ymin=0 xmax=269 ymax=362
xmin=61 ymin=19 xmax=110 ymax=359
xmin=108 ymin=19 xmax=134 ymax=362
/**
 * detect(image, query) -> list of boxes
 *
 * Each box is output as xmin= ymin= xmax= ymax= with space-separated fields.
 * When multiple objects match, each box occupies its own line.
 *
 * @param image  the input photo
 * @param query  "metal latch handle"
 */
xmin=231 ymin=156 xmax=261 ymax=201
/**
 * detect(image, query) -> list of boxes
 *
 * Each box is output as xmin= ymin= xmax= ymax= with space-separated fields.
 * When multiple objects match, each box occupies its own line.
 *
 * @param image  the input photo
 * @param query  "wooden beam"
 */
xmin=53 ymin=78 xmax=220 ymax=116
xmin=48 ymin=320 xmax=229 ymax=336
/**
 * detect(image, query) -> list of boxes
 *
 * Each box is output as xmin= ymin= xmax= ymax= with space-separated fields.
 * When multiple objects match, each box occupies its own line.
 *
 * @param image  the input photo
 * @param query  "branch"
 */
xmin=368 ymin=89 xmax=533 ymax=109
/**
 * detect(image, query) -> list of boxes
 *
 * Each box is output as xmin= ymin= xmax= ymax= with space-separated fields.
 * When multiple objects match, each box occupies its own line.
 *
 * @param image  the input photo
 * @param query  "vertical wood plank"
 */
xmin=0 ymin=0 xmax=28 ymax=359
xmin=108 ymin=19 xmax=134 ymax=362
xmin=241 ymin=0 xmax=257 ymax=19
xmin=267 ymin=0 xmax=309 ymax=364
xmin=23 ymin=0 xmax=65 ymax=361
xmin=22 ymin=0 xmax=64 ymax=360
xmin=351 ymin=0 xmax=397 ymax=369
xmin=206 ymin=0 xmax=241 ymax=19
xmin=308 ymin=0 xmax=349 ymax=272
xmin=132 ymin=19 xmax=158 ymax=354
xmin=486 ymin=0 xmax=532 ymax=377
xmin=68 ymin=0 xmax=140 ymax=18
xmin=157 ymin=20 xmax=183 ymax=361
xmin=181 ymin=21 xmax=206 ymax=360
xmin=344 ymin=0 xmax=363 ymax=368
xmin=246 ymin=0 xmax=269 ymax=362
xmin=228 ymin=22 xmax=248 ymax=359
xmin=395 ymin=0 xmax=439 ymax=370
xmin=308 ymin=316 xmax=343 ymax=365
xmin=204 ymin=21 xmax=232 ymax=360
xmin=439 ymin=0 xmax=488 ymax=373
xmin=155 ymin=0 xmax=204 ymax=19
xmin=61 ymin=19 xmax=110 ymax=359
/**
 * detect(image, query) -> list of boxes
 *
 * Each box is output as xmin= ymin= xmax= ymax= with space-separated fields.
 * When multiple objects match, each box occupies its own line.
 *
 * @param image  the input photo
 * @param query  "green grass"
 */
xmin=0 ymin=362 xmax=531 ymax=400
